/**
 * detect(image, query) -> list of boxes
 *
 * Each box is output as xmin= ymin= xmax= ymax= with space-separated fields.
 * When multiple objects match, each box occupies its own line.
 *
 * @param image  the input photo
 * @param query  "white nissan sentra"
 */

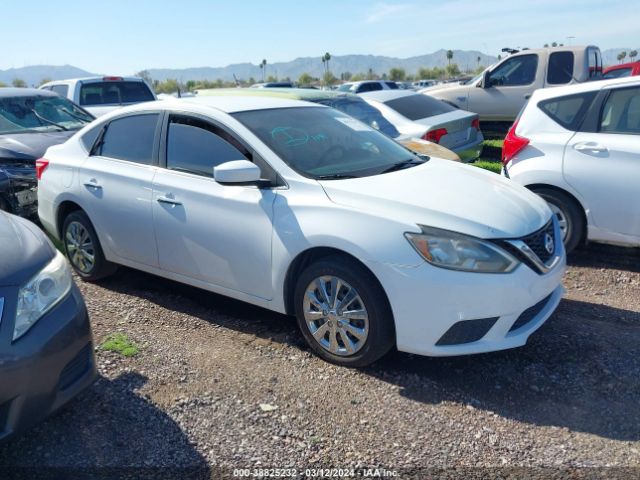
xmin=37 ymin=97 xmax=565 ymax=367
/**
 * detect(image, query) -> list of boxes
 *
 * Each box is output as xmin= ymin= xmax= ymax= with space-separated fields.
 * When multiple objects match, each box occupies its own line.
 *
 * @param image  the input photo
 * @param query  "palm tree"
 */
xmin=446 ymin=50 xmax=453 ymax=66
xmin=259 ymin=59 xmax=267 ymax=82
xmin=476 ymin=55 xmax=481 ymax=67
xmin=617 ymin=51 xmax=627 ymax=64
xmin=629 ymin=50 xmax=638 ymax=61
xmin=323 ymin=52 xmax=331 ymax=74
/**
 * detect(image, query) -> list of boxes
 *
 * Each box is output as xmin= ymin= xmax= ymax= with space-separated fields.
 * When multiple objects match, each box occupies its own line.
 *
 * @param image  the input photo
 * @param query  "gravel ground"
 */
xmin=1 ymin=243 xmax=639 ymax=479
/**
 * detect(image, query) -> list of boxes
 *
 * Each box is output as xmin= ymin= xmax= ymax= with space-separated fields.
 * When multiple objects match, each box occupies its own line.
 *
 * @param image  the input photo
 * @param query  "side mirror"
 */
xmin=214 ymin=160 xmax=262 ymax=185
xmin=480 ymin=70 xmax=492 ymax=88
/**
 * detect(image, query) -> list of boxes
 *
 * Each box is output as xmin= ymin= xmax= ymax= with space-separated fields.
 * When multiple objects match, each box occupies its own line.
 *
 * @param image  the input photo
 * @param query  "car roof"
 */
xmin=196 ymin=87 xmax=361 ymax=102
xmin=0 ymin=87 xmax=59 ymax=98
xmin=152 ymin=95 xmax=325 ymax=114
xmin=359 ymin=90 xmax=418 ymax=102
xmin=41 ymin=76 xmax=146 ymax=85
xmin=531 ymin=75 xmax=640 ymax=101
xmin=604 ymin=61 xmax=640 ymax=71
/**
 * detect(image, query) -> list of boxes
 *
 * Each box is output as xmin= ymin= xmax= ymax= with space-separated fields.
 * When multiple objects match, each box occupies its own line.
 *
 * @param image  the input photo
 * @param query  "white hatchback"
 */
xmin=503 ymin=76 xmax=640 ymax=252
xmin=38 ymin=97 xmax=565 ymax=367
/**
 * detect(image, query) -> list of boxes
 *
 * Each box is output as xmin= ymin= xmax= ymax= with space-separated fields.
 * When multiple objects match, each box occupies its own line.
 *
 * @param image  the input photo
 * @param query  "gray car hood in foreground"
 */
xmin=0 ymin=212 xmax=54 ymax=286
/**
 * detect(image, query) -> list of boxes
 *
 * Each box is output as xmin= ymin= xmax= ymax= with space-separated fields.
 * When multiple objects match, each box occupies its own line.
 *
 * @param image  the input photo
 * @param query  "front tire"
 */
xmin=293 ymin=255 xmax=394 ymax=367
xmin=532 ymin=187 xmax=585 ymax=253
xmin=62 ymin=210 xmax=117 ymax=281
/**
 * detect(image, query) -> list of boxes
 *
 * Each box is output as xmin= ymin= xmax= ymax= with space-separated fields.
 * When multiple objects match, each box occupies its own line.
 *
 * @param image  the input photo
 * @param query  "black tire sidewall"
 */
xmin=293 ymin=255 xmax=394 ymax=367
xmin=62 ymin=211 xmax=115 ymax=281
xmin=534 ymin=188 xmax=584 ymax=253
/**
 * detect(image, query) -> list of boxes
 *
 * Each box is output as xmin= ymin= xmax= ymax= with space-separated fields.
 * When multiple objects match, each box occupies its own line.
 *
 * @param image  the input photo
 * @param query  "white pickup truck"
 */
xmin=421 ymin=45 xmax=603 ymax=136
xmin=39 ymin=76 xmax=156 ymax=117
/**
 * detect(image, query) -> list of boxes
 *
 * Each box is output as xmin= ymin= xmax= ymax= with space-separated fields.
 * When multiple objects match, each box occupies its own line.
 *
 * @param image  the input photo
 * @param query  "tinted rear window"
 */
xmin=538 ymin=92 xmax=596 ymax=130
xmin=384 ymin=94 xmax=456 ymax=120
xmin=547 ymin=51 xmax=574 ymax=84
xmin=98 ymin=114 xmax=158 ymax=164
xmin=80 ymin=81 xmax=154 ymax=106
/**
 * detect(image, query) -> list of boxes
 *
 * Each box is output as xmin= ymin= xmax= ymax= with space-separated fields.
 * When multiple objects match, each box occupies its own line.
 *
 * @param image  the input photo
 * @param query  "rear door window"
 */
xmin=384 ymin=94 xmax=455 ymax=120
xmin=538 ymin=92 xmax=596 ymax=130
xmin=488 ymin=54 xmax=538 ymax=86
xmin=165 ymin=115 xmax=249 ymax=176
xmin=80 ymin=81 xmax=155 ymax=106
xmin=599 ymin=87 xmax=640 ymax=134
xmin=547 ymin=52 xmax=574 ymax=84
xmin=97 ymin=114 xmax=158 ymax=164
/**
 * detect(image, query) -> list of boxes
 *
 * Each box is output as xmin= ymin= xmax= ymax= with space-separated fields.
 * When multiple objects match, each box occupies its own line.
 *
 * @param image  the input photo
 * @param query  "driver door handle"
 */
xmin=574 ymin=142 xmax=608 ymax=153
xmin=157 ymin=195 xmax=182 ymax=206
xmin=83 ymin=179 xmax=102 ymax=189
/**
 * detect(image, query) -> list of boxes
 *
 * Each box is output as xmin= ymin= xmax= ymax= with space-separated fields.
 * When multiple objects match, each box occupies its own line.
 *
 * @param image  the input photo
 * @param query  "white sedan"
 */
xmin=360 ymin=90 xmax=484 ymax=162
xmin=503 ymin=76 xmax=640 ymax=252
xmin=38 ymin=97 xmax=565 ymax=367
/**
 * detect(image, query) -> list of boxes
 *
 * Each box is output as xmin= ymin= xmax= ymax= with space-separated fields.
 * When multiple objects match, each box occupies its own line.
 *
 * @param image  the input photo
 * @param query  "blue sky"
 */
xmin=2 ymin=0 xmax=638 ymax=74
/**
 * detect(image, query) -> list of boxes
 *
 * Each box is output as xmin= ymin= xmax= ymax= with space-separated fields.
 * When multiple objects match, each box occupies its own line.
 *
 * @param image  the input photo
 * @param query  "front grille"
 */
xmin=509 ymin=294 xmax=552 ymax=333
xmin=521 ymin=221 xmax=555 ymax=264
xmin=58 ymin=343 xmax=93 ymax=391
xmin=496 ymin=220 xmax=556 ymax=274
xmin=436 ymin=317 xmax=499 ymax=346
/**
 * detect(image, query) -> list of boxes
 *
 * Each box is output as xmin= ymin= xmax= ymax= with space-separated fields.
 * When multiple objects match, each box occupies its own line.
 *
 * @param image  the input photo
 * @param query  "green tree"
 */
xmin=629 ymin=50 xmax=638 ymax=60
xmin=298 ymin=72 xmax=313 ymax=85
xmin=266 ymin=75 xmax=277 ymax=83
xmin=155 ymin=78 xmax=180 ymax=94
xmin=0 ymin=81 xmax=7 ymax=87
xmin=544 ymin=43 xmax=549 ymax=48
xmin=185 ymin=80 xmax=197 ymax=91
xmin=38 ymin=77 xmax=52 ymax=87
xmin=389 ymin=67 xmax=406 ymax=81
xmin=341 ymin=71 xmax=352 ymax=81
xmin=350 ymin=72 xmax=366 ymax=81
xmin=366 ymin=68 xmax=377 ymax=80
xmin=12 ymin=78 xmax=27 ymax=88
xmin=617 ymin=51 xmax=627 ymax=63
xmin=446 ymin=63 xmax=461 ymax=78
xmin=323 ymin=71 xmax=337 ymax=87
xmin=446 ymin=49 xmax=454 ymax=66
xmin=551 ymin=42 xmax=558 ymax=47
xmin=259 ymin=59 xmax=267 ymax=82
xmin=321 ymin=52 xmax=331 ymax=74
xmin=136 ymin=70 xmax=153 ymax=83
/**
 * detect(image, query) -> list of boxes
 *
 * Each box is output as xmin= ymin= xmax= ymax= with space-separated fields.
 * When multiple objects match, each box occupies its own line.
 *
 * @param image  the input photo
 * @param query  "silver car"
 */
xmin=360 ymin=90 xmax=483 ymax=162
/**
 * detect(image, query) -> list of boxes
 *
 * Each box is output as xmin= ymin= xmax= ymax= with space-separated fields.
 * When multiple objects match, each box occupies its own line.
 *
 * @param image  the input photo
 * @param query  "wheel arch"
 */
xmin=56 ymin=200 xmax=85 ymax=239
xmin=526 ymin=183 xmax=589 ymax=245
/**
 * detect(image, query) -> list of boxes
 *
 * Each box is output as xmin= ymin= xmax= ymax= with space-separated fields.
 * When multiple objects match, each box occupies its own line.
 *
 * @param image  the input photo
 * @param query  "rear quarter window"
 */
xmin=538 ymin=92 xmax=596 ymax=130
xmin=547 ymin=51 xmax=574 ymax=84
xmin=384 ymin=94 xmax=455 ymax=121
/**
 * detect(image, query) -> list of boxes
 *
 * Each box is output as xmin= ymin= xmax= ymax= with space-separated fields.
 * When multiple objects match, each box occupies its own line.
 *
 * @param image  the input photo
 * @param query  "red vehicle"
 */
xmin=602 ymin=61 xmax=640 ymax=79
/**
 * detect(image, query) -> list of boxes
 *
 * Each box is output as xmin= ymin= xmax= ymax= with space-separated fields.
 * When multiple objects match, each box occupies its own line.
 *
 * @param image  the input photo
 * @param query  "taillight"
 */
xmin=471 ymin=118 xmax=480 ymax=130
xmin=35 ymin=158 xmax=49 ymax=180
xmin=423 ymin=128 xmax=448 ymax=143
xmin=501 ymin=120 xmax=529 ymax=165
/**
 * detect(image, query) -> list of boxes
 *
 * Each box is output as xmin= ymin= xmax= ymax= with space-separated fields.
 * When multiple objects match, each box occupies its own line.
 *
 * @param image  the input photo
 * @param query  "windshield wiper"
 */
xmin=380 ymin=158 xmax=425 ymax=174
xmin=30 ymin=109 xmax=68 ymax=131
xmin=60 ymin=107 xmax=92 ymax=124
xmin=316 ymin=173 xmax=358 ymax=180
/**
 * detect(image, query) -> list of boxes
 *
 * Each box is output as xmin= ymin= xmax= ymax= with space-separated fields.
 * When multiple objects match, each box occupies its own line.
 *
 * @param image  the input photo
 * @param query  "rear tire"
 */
xmin=62 ymin=210 xmax=117 ymax=281
xmin=532 ymin=187 xmax=585 ymax=253
xmin=293 ymin=254 xmax=395 ymax=367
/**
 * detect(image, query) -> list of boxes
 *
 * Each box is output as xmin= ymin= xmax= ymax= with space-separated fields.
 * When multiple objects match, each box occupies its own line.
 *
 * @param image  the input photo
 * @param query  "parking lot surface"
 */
xmin=0 ymin=244 xmax=639 ymax=478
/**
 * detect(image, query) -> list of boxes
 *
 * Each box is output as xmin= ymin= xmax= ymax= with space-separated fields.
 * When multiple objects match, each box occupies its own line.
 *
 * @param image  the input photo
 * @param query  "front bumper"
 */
xmin=365 ymin=252 xmax=566 ymax=357
xmin=0 ymin=284 xmax=96 ymax=440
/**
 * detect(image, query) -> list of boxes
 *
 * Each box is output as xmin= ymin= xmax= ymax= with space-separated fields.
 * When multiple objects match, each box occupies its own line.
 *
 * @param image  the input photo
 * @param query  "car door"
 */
xmin=79 ymin=112 xmax=161 ymax=266
xmin=467 ymin=53 xmax=542 ymax=121
xmin=152 ymin=113 xmax=276 ymax=299
xmin=564 ymin=85 xmax=640 ymax=237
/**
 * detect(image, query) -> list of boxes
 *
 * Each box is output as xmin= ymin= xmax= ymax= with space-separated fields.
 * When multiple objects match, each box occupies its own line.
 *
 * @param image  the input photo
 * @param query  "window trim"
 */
xmin=89 ymin=111 xmax=163 ymax=166
xmin=488 ymin=53 xmax=539 ymax=87
xmin=158 ymin=111 xmax=283 ymax=187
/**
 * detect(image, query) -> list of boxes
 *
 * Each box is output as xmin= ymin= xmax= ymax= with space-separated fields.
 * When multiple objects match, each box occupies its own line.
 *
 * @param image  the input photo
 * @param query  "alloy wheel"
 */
xmin=303 ymin=276 xmax=369 ymax=356
xmin=65 ymin=221 xmax=95 ymax=273
xmin=548 ymin=203 xmax=569 ymax=243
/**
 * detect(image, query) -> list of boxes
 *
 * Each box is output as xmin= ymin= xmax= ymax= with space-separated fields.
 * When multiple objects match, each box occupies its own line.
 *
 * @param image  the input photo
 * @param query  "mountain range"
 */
xmin=1 ymin=48 xmax=638 ymax=86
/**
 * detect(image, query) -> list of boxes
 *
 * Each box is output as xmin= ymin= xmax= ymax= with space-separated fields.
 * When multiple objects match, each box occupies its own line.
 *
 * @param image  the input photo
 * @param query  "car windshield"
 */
xmin=0 ymin=95 xmax=94 ymax=134
xmin=233 ymin=107 xmax=422 ymax=179
xmin=314 ymin=97 xmax=400 ymax=138
xmin=336 ymin=84 xmax=354 ymax=92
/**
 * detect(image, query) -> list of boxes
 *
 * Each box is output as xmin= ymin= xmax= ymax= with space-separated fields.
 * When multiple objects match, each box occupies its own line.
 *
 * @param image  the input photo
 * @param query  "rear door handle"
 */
xmin=574 ymin=142 xmax=608 ymax=153
xmin=83 ymin=179 xmax=102 ymax=189
xmin=157 ymin=195 xmax=182 ymax=206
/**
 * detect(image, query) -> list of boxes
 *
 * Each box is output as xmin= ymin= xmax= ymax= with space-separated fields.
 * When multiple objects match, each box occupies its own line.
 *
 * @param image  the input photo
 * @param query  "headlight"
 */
xmin=405 ymin=225 xmax=519 ymax=273
xmin=14 ymin=250 xmax=73 ymax=341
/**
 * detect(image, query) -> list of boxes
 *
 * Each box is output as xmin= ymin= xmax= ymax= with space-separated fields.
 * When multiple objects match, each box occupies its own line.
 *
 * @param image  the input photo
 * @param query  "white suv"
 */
xmin=503 ymin=76 xmax=640 ymax=252
xmin=336 ymin=81 xmax=399 ymax=94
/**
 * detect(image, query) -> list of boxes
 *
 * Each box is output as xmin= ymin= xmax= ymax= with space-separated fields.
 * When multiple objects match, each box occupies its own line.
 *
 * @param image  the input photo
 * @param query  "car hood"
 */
xmin=319 ymin=159 xmax=551 ymax=239
xmin=0 ymin=131 xmax=76 ymax=162
xmin=0 ymin=212 xmax=54 ymax=286
xmin=419 ymin=82 xmax=465 ymax=94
